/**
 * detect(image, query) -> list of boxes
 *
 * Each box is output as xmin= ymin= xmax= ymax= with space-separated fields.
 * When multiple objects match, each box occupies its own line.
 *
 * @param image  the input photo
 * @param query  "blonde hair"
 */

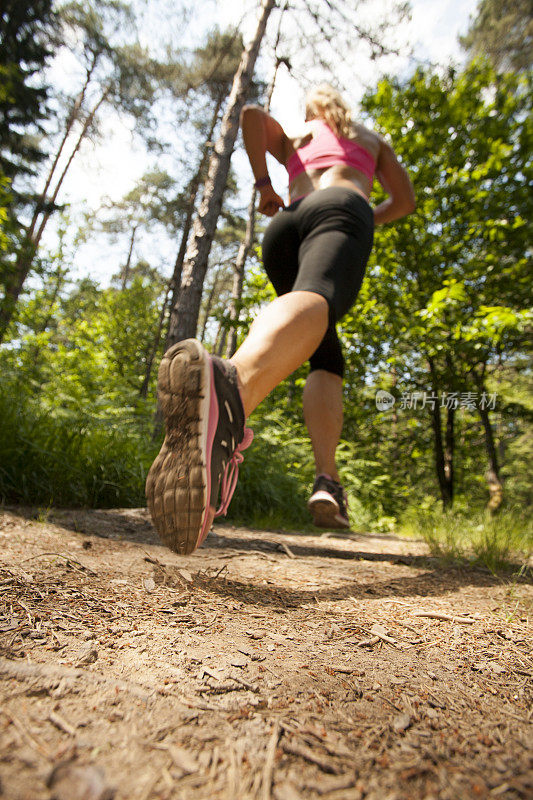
xmin=305 ymin=83 xmax=353 ymax=138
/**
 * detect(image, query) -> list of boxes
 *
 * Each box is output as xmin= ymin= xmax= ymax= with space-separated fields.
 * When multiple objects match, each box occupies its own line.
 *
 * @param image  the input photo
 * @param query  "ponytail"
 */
xmin=305 ymin=83 xmax=353 ymax=138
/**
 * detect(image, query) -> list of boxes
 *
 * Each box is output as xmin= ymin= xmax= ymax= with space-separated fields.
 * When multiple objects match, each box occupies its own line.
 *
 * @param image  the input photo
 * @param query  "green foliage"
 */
xmin=0 ymin=1 xmax=57 ymax=317
xmin=0 ymin=268 xmax=166 ymax=507
xmin=345 ymin=61 xmax=533 ymax=510
xmin=0 ymin=368 xmax=158 ymax=507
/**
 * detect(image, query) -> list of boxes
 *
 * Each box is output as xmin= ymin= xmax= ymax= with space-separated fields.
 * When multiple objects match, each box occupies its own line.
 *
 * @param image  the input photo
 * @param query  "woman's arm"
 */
xmin=373 ymin=137 xmax=416 ymax=225
xmin=240 ymin=105 xmax=288 ymax=216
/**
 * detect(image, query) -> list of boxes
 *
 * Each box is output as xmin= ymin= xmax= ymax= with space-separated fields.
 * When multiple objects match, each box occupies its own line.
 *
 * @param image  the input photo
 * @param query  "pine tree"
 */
xmin=461 ymin=0 xmax=533 ymax=72
xmin=0 ymin=0 xmax=56 ymax=194
xmin=0 ymin=1 xmax=57 ymax=329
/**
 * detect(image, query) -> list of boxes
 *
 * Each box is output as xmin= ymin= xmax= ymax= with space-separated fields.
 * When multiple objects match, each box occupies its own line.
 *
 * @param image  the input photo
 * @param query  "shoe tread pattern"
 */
xmin=145 ymin=341 xmax=208 ymax=555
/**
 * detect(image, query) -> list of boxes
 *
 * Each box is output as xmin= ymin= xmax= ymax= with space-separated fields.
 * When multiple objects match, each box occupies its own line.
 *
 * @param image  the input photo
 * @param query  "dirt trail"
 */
xmin=0 ymin=507 xmax=531 ymax=800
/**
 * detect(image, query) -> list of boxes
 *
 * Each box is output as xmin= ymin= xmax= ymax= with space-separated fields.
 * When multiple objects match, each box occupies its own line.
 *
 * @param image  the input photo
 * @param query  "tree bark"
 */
xmin=215 ymin=320 xmax=228 ymax=356
xmin=166 ymin=0 xmax=276 ymax=346
xmin=428 ymin=358 xmax=453 ymax=508
xmin=28 ymin=57 xmax=97 ymax=241
xmin=164 ymin=94 xmax=223 ymax=350
xmin=33 ymin=90 xmax=110 ymax=248
xmin=121 ymin=224 xmax=138 ymax=290
xmin=444 ymin=405 xmax=455 ymax=506
xmin=151 ymin=96 xmax=226 ymax=434
xmin=199 ymin=266 xmax=223 ymax=343
xmin=225 ymin=190 xmax=256 ymax=357
xmin=224 ymin=46 xmax=282 ymax=359
xmin=429 ymin=398 xmax=453 ymax=509
xmin=476 ymin=379 xmax=504 ymax=513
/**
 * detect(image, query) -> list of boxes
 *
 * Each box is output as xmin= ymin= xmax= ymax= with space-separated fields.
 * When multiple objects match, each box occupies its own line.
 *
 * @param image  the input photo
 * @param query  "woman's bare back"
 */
xmin=286 ymin=121 xmax=381 ymax=202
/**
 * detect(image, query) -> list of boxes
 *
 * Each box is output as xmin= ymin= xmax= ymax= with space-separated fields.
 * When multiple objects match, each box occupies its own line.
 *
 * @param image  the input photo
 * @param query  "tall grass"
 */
xmin=0 ymin=381 xmax=158 ymax=508
xmin=401 ymin=506 xmax=533 ymax=571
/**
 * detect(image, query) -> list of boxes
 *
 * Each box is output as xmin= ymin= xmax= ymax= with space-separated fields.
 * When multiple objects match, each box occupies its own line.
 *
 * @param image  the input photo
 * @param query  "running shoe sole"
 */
xmin=145 ymin=339 xmax=217 ymax=555
xmin=308 ymin=490 xmax=350 ymax=529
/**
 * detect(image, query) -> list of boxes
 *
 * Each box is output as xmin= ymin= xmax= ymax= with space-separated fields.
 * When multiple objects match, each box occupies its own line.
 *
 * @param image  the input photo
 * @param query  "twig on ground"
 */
xmin=48 ymin=711 xmax=77 ymax=736
xmin=370 ymin=628 xmax=398 ymax=646
xmin=496 ymin=707 xmax=531 ymax=724
xmin=18 ymin=552 xmax=97 ymax=575
xmin=281 ymin=737 xmax=342 ymax=774
xmin=279 ymin=542 xmax=296 ymax=559
xmin=357 ymin=636 xmax=380 ymax=647
xmin=412 ymin=611 xmax=477 ymax=624
xmin=228 ymin=673 xmax=259 ymax=692
xmin=11 ymin=598 xmax=33 ymax=626
xmin=380 ymin=695 xmax=403 ymax=713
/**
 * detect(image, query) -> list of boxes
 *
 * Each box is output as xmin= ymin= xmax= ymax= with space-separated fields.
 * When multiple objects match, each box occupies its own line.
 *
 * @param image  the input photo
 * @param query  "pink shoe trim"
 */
xmin=198 ymin=506 xmax=216 ymax=547
xmin=196 ymin=358 xmax=219 ymax=549
xmin=215 ymin=427 xmax=253 ymax=517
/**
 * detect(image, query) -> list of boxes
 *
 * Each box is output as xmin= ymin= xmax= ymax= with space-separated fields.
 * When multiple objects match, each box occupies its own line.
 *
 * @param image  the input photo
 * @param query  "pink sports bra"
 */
xmin=286 ymin=119 xmax=376 ymax=185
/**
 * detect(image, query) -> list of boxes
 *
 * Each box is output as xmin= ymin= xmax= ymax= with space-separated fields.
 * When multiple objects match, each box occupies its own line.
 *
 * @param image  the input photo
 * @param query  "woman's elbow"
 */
xmin=240 ymin=104 xmax=262 ymax=125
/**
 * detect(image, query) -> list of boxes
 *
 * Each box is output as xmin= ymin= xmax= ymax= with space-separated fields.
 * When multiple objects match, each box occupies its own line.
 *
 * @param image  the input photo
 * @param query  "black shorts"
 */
xmin=261 ymin=186 xmax=374 ymax=378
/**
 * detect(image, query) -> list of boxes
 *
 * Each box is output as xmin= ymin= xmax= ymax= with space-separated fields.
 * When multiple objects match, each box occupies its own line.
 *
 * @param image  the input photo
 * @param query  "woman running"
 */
xmin=146 ymin=83 xmax=415 ymax=554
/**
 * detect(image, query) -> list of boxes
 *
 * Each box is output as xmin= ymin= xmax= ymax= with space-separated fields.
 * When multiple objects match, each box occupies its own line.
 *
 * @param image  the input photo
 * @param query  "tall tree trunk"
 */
xmin=121 ymin=224 xmax=138 ymax=290
xmin=224 ymin=43 xmax=283 ymax=359
xmin=164 ymin=94 xmax=223 ymax=350
xmin=428 ymin=358 xmax=453 ymax=508
xmin=225 ymin=191 xmax=256 ymax=357
xmin=215 ymin=320 xmax=228 ymax=356
xmin=390 ymin=365 xmax=398 ymax=459
xmin=150 ymin=98 xmax=226 ymax=434
xmin=33 ymin=90 xmax=110 ymax=248
xmin=199 ymin=266 xmax=223 ymax=343
xmin=167 ymin=0 xmax=276 ymax=346
xmin=444 ymin=405 xmax=455 ymax=506
xmin=476 ymin=376 xmax=504 ymax=513
xmin=0 ymin=237 xmax=36 ymax=342
xmin=429 ymin=398 xmax=453 ymax=509
xmin=28 ymin=58 xmax=97 ymax=241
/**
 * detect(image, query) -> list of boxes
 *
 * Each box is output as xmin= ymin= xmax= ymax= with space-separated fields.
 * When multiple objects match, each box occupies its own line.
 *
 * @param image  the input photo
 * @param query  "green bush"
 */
xmin=0 ymin=374 xmax=158 ymax=508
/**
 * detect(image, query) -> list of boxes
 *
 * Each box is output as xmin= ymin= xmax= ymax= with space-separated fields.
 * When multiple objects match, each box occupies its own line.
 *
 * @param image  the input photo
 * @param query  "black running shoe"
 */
xmin=308 ymin=473 xmax=350 ymax=529
xmin=145 ymin=339 xmax=252 ymax=555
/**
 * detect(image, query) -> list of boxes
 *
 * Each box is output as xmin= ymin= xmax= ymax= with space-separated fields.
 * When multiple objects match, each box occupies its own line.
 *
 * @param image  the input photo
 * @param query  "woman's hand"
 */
xmin=258 ymin=184 xmax=285 ymax=216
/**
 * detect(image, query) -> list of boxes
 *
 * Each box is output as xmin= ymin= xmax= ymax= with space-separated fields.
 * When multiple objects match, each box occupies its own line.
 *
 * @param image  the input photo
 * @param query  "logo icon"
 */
xmin=375 ymin=390 xmax=395 ymax=411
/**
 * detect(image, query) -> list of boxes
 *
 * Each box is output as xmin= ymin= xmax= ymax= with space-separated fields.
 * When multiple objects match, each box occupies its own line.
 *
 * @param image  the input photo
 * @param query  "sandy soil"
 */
xmin=0 ymin=507 xmax=531 ymax=800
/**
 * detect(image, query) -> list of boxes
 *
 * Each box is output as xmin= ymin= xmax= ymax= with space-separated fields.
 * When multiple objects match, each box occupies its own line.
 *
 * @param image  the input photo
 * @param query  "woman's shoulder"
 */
xmin=287 ymin=120 xmax=315 ymax=153
xmin=347 ymin=122 xmax=381 ymax=159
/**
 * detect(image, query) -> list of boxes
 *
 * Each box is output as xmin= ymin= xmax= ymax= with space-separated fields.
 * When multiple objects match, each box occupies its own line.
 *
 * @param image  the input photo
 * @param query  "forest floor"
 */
xmin=0 ymin=507 xmax=531 ymax=800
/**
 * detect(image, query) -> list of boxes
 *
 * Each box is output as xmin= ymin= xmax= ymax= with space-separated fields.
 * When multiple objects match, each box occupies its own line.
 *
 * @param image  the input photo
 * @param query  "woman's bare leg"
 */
xmin=230 ymin=291 xmax=328 ymax=417
xmin=303 ymin=369 xmax=343 ymax=482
